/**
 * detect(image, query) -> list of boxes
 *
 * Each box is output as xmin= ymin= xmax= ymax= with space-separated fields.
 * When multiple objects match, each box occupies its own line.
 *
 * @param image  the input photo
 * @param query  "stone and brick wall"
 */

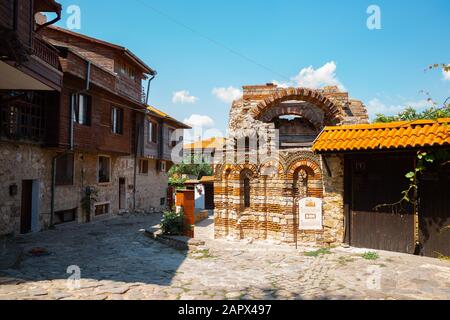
xmin=0 ymin=144 xmax=168 ymax=237
xmin=213 ymin=84 xmax=367 ymax=246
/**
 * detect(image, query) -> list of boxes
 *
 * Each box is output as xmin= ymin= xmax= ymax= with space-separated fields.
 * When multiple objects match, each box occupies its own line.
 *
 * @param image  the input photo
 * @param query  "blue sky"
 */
xmin=55 ymin=0 xmax=450 ymax=139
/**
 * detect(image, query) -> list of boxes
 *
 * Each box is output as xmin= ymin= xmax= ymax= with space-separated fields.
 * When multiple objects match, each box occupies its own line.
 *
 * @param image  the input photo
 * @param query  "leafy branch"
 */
xmin=81 ymin=186 xmax=99 ymax=216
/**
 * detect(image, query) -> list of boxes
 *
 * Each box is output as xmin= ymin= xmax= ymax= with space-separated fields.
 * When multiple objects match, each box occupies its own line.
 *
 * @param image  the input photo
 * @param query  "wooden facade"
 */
xmin=0 ymin=0 xmax=62 ymax=144
xmin=0 ymin=0 xmax=63 ymax=91
xmin=0 ymin=4 xmax=189 ymax=236
xmin=40 ymin=26 xmax=156 ymax=155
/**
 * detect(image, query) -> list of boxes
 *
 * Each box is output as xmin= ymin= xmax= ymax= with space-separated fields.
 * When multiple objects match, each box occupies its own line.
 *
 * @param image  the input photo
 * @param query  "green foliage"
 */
xmin=362 ymin=251 xmax=380 ymax=260
xmin=160 ymin=210 xmax=184 ymax=235
xmin=373 ymin=94 xmax=450 ymax=212
xmin=168 ymin=176 xmax=187 ymax=189
xmin=374 ymin=104 xmax=450 ymax=123
xmin=304 ymin=248 xmax=332 ymax=257
xmin=81 ymin=186 xmax=98 ymax=215
xmin=168 ymin=155 xmax=213 ymax=180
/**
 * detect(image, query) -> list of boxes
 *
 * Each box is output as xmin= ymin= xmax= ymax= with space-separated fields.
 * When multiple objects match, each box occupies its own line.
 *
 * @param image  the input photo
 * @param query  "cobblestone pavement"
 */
xmin=0 ymin=214 xmax=449 ymax=300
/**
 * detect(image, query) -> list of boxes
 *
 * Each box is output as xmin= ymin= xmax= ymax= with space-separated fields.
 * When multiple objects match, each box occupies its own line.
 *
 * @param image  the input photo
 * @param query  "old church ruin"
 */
xmin=213 ymin=84 xmax=368 ymax=246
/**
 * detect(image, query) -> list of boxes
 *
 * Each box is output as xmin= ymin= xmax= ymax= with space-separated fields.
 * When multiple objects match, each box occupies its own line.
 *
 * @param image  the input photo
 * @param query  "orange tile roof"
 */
xmin=313 ymin=118 xmax=450 ymax=153
xmin=200 ymin=176 xmax=215 ymax=183
xmin=147 ymin=105 xmax=190 ymax=129
xmin=184 ymin=137 xmax=225 ymax=150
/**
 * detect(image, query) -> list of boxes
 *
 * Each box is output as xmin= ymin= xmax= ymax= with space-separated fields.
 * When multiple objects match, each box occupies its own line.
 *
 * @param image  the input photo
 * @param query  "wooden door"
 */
xmin=419 ymin=168 xmax=450 ymax=258
xmin=348 ymin=154 xmax=416 ymax=254
xmin=21 ymin=180 xmax=33 ymax=234
xmin=119 ymin=178 xmax=126 ymax=210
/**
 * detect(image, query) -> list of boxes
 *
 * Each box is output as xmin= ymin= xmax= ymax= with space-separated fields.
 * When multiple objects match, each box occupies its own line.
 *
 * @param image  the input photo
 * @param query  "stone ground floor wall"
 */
xmin=135 ymin=159 xmax=169 ymax=212
xmin=0 ymin=143 xmax=169 ymax=237
xmin=213 ymin=150 xmax=344 ymax=246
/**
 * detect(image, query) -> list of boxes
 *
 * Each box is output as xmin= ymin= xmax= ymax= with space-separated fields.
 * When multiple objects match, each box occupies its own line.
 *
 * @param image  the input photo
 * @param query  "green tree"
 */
xmin=374 ymin=104 xmax=450 ymax=123
xmin=168 ymin=155 xmax=213 ymax=183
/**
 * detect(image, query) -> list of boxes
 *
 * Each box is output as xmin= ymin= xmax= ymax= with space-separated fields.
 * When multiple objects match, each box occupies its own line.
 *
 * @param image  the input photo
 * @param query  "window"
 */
xmin=119 ymin=62 xmax=136 ymax=81
xmin=160 ymin=198 xmax=166 ymax=206
xmin=168 ymin=128 xmax=176 ymax=147
xmin=157 ymin=160 xmax=166 ymax=173
xmin=111 ymin=107 xmax=124 ymax=134
xmin=0 ymin=91 xmax=47 ymax=141
xmin=98 ymin=156 xmax=111 ymax=183
xmin=54 ymin=208 xmax=77 ymax=225
xmin=72 ymin=94 xmax=91 ymax=126
xmin=148 ymin=120 xmax=158 ymax=143
xmin=95 ymin=203 xmax=110 ymax=216
xmin=243 ymin=177 xmax=251 ymax=208
xmin=139 ymin=159 xmax=149 ymax=174
xmin=56 ymin=153 xmax=74 ymax=186
xmin=240 ymin=170 xmax=252 ymax=209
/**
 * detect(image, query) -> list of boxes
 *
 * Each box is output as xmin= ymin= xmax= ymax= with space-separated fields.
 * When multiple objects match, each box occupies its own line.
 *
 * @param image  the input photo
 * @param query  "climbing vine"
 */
xmin=81 ymin=186 xmax=99 ymax=216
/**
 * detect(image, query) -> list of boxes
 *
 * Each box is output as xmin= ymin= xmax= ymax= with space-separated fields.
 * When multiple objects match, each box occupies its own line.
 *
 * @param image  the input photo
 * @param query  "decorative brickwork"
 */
xmin=214 ymin=84 xmax=368 ymax=246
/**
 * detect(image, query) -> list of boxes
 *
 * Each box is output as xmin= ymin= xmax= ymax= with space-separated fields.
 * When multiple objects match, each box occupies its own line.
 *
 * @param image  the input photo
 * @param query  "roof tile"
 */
xmin=313 ymin=118 xmax=450 ymax=152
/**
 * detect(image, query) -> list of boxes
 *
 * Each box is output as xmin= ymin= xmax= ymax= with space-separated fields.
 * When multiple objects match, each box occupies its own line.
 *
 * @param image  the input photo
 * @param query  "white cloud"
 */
xmin=406 ymin=99 xmax=433 ymax=109
xmin=183 ymin=114 xmax=215 ymax=128
xmin=367 ymin=98 xmax=434 ymax=120
xmin=274 ymin=61 xmax=345 ymax=90
xmin=172 ymin=90 xmax=198 ymax=104
xmin=212 ymin=86 xmax=243 ymax=103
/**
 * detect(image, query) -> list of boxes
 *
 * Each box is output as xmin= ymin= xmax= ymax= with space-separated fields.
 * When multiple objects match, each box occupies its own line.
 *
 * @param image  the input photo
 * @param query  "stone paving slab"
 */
xmin=0 ymin=213 xmax=449 ymax=300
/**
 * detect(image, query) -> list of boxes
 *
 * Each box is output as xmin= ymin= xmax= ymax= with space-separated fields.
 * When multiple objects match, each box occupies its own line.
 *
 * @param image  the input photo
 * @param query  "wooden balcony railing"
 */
xmin=32 ymin=35 xmax=59 ymax=69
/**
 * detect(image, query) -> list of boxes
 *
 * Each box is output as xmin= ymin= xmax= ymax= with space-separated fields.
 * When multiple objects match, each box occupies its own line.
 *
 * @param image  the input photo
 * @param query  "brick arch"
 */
xmin=250 ymin=88 xmax=344 ymax=125
xmin=286 ymin=159 xmax=322 ymax=180
xmin=286 ymin=159 xmax=323 ymax=198
xmin=231 ymin=164 xmax=258 ymax=179
xmin=259 ymin=102 xmax=324 ymax=129
xmin=259 ymin=157 xmax=285 ymax=177
xmin=215 ymin=164 xmax=234 ymax=180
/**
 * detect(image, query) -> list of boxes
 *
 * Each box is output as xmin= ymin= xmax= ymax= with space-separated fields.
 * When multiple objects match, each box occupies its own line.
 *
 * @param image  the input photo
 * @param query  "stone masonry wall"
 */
xmin=0 ymin=143 xmax=168 ymax=237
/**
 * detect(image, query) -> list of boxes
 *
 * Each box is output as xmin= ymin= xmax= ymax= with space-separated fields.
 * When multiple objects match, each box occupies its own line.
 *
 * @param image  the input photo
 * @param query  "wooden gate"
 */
xmin=346 ymin=154 xmax=415 ymax=254
xmin=419 ymin=168 xmax=450 ymax=258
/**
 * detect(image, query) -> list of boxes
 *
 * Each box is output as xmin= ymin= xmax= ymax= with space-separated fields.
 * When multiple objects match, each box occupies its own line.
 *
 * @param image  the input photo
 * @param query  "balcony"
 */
xmin=32 ymin=35 xmax=60 ymax=69
xmin=0 ymin=91 xmax=57 ymax=144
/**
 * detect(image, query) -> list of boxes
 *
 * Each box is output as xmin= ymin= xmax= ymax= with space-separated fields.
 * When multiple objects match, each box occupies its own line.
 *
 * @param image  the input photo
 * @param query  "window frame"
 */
xmin=72 ymin=93 xmax=91 ymax=126
xmin=94 ymin=202 xmax=110 ymax=216
xmin=111 ymin=106 xmax=124 ymax=135
xmin=139 ymin=159 xmax=149 ymax=175
xmin=168 ymin=128 xmax=176 ymax=148
xmin=148 ymin=120 xmax=158 ymax=144
xmin=55 ymin=153 xmax=75 ymax=186
xmin=97 ymin=155 xmax=111 ymax=184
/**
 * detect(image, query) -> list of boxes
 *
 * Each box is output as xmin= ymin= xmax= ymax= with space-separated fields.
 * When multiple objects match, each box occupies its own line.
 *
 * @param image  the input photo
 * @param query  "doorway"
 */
xmin=119 ymin=178 xmax=126 ymax=210
xmin=21 ymin=180 xmax=39 ymax=234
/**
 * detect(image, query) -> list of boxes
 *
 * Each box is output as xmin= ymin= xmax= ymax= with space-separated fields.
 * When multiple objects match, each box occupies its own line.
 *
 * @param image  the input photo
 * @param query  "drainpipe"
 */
xmin=132 ymin=72 xmax=156 ymax=211
xmin=145 ymin=73 xmax=156 ymax=105
xmin=50 ymin=61 xmax=91 ymax=228
xmin=133 ymin=121 xmax=142 ymax=212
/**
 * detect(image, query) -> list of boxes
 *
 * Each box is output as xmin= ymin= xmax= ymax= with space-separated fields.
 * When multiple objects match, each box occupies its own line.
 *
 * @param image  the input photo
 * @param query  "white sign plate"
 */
xmin=299 ymin=197 xmax=323 ymax=231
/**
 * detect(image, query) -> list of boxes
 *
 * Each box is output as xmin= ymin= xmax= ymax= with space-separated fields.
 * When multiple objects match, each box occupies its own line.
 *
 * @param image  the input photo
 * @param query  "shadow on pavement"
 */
xmin=0 ymin=214 xmax=188 ymax=287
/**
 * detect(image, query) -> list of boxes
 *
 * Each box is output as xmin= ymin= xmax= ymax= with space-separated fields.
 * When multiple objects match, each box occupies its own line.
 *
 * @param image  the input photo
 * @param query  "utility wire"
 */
xmin=132 ymin=0 xmax=291 ymax=81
